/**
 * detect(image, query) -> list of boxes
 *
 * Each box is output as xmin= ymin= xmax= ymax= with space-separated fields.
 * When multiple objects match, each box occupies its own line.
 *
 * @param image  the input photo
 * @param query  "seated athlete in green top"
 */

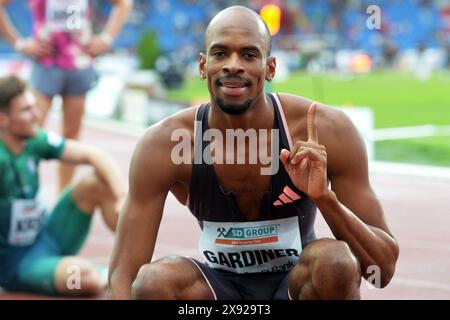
xmin=0 ymin=75 xmax=125 ymax=296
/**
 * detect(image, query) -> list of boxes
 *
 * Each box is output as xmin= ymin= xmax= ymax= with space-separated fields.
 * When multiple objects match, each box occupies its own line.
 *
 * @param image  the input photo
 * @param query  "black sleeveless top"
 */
xmin=187 ymin=93 xmax=317 ymax=248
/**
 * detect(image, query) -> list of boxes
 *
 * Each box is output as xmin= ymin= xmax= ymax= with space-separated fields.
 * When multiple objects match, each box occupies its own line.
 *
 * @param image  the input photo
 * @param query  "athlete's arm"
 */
xmin=105 ymin=0 xmax=133 ymax=39
xmin=281 ymin=102 xmax=399 ymax=288
xmin=0 ymin=0 xmax=19 ymax=46
xmin=320 ymin=109 xmax=399 ymax=288
xmin=59 ymin=140 xmax=125 ymax=201
xmin=85 ymin=0 xmax=133 ymax=57
xmin=0 ymin=0 xmax=52 ymax=58
xmin=108 ymin=121 xmax=180 ymax=299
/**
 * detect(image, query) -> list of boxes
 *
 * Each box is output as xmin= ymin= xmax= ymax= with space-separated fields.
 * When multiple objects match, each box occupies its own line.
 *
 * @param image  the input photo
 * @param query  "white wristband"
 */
xmin=14 ymin=38 xmax=27 ymax=52
xmin=99 ymin=32 xmax=114 ymax=47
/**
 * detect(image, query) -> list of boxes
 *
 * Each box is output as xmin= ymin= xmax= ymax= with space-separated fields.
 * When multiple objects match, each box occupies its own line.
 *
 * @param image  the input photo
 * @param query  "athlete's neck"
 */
xmin=208 ymin=93 xmax=273 ymax=131
xmin=0 ymin=131 xmax=27 ymax=155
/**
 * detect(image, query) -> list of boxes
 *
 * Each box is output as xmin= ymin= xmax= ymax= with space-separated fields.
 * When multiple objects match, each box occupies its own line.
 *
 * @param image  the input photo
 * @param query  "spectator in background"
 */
xmin=0 ymin=0 xmax=133 ymax=192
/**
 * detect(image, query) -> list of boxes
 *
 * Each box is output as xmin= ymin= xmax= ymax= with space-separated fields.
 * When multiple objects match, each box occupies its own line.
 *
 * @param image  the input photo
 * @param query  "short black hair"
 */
xmin=0 ymin=75 xmax=27 ymax=112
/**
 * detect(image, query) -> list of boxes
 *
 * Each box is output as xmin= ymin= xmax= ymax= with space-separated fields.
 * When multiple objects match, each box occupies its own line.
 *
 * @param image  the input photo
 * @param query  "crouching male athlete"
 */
xmin=109 ymin=6 xmax=399 ymax=300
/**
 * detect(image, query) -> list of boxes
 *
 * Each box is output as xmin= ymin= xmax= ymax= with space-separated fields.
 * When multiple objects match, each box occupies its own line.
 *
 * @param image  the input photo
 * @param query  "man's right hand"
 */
xmin=17 ymin=38 xmax=53 ymax=59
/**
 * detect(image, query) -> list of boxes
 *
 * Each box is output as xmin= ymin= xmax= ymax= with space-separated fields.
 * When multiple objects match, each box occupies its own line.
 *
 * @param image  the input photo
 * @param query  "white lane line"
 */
xmin=374 ymin=125 xmax=450 ymax=141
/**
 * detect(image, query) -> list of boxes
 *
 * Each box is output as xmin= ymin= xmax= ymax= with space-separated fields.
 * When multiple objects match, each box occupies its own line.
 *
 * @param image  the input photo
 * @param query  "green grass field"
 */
xmin=168 ymin=70 xmax=450 ymax=167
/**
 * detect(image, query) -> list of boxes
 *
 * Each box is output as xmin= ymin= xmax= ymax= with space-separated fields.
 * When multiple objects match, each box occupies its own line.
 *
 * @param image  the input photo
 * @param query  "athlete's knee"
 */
xmin=131 ymin=256 xmax=209 ymax=300
xmin=72 ymin=172 xmax=113 ymax=211
xmin=131 ymin=264 xmax=156 ymax=299
xmin=89 ymin=173 xmax=110 ymax=195
xmin=131 ymin=257 xmax=179 ymax=300
xmin=312 ymin=240 xmax=360 ymax=298
xmin=295 ymin=239 xmax=361 ymax=299
xmin=288 ymin=260 xmax=312 ymax=299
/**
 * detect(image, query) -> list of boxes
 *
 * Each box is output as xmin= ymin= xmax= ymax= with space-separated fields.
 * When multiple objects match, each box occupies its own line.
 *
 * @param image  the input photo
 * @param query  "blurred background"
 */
xmin=1 ymin=0 xmax=450 ymax=167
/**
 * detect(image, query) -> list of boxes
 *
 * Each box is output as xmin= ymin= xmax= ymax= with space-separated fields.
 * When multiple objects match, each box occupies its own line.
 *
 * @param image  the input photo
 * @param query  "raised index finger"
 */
xmin=307 ymin=103 xmax=319 ymax=143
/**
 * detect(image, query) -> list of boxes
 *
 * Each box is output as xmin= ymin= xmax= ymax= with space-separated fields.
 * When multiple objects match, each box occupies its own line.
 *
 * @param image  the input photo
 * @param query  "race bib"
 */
xmin=46 ymin=0 xmax=89 ymax=32
xmin=199 ymin=216 xmax=302 ymax=273
xmin=8 ymin=198 xmax=46 ymax=246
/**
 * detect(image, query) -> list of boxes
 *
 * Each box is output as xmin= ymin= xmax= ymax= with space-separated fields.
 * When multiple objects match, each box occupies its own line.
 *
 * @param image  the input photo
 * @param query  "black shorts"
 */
xmin=187 ymin=258 xmax=292 ymax=300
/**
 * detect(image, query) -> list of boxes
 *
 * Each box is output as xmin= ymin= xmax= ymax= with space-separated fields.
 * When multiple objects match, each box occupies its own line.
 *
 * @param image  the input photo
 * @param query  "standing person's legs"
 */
xmin=59 ymin=67 xmax=98 ymax=192
xmin=30 ymin=63 xmax=63 ymax=129
xmin=60 ymin=95 xmax=85 ymax=192
xmin=34 ymin=91 xmax=54 ymax=127
xmin=30 ymin=63 xmax=72 ymax=191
